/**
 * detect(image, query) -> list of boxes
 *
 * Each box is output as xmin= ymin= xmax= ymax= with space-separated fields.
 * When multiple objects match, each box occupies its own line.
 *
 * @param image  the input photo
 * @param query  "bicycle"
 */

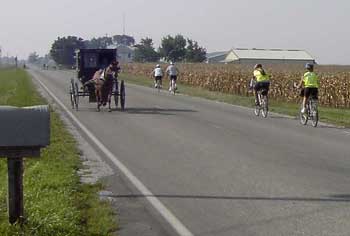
xmin=154 ymin=78 xmax=162 ymax=93
xmin=169 ymin=77 xmax=177 ymax=95
xmin=293 ymin=83 xmax=319 ymax=127
xmin=299 ymin=94 xmax=319 ymax=127
xmin=250 ymin=79 xmax=268 ymax=118
xmin=254 ymin=89 xmax=269 ymax=118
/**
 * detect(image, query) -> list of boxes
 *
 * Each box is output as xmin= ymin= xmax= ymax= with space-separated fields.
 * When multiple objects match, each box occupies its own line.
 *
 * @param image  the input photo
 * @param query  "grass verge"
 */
xmin=119 ymin=73 xmax=350 ymax=127
xmin=0 ymin=68 xmax=116 ymax=235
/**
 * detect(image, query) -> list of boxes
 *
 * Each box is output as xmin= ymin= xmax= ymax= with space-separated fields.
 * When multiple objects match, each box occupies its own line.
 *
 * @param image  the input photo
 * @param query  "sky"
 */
xmin=0 ymin=0 xmax=349 ymax=64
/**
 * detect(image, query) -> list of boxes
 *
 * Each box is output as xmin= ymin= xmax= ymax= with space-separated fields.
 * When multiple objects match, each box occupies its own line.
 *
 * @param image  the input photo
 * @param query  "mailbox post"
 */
xmin=0 ymin=105 xmax=50 ymax=224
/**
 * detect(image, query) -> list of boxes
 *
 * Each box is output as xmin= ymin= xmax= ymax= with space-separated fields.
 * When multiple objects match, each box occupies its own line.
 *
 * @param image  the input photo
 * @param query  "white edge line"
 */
xmin=33 ymin=73 xmax=194 ymax=236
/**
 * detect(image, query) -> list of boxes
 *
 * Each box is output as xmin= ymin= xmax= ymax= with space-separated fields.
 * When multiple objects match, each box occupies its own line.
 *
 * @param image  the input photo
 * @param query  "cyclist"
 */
xmin=296 ymin=63 xmax=319 ymax=113
xmin=166 ymin=62 xmax=179 ymax=92
xmin=152 ymin=64 xmax=163 ymax=88
xmin=253 ymin=64 xmax=270 ymax=105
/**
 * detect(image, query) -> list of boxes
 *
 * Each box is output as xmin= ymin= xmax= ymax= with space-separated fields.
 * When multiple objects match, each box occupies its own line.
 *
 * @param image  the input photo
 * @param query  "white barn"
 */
xmin=207 ymin=48 xmax=316 ymax=65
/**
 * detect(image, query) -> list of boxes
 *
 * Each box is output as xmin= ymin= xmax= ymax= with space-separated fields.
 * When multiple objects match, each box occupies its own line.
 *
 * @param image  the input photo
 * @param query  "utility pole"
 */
xmin=123 ymin=13 xmax=126 ymax=35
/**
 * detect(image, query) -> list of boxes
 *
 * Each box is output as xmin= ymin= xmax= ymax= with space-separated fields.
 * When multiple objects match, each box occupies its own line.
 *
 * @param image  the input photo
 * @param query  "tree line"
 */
xmin=47 ymin=34 xmax=206 ymax=66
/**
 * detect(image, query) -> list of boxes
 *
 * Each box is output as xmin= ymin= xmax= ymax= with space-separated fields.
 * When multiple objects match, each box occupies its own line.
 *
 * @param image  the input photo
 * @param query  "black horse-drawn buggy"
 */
xmin=70 ymin=49 xmax=125 ymax=111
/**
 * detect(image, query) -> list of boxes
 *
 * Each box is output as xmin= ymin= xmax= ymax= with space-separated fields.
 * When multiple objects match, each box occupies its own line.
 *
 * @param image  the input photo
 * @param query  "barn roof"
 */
xmin=231 ymin=48 xmax=314 ymax=60
xmin=206 ymin=51 xmax=228 ymax=59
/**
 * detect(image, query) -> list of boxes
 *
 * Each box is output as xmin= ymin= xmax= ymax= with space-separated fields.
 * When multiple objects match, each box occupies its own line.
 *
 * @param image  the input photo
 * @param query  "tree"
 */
xmin=50 ymin=36 xmax=85 ymax=66
xmin=112 ymin=35 xmax=135 ymax=46
xmin=27 ymin=52 xmax=39 ymax=63
xmin=134 ymin=37 xmax=160 ymax=62
xmin=85 ymin=36 xmax=113 ymax=49
xmin=159 ymin=35 xmax=187 ymax=62
xmin=185 ymin=39 xmax=207 ymax=63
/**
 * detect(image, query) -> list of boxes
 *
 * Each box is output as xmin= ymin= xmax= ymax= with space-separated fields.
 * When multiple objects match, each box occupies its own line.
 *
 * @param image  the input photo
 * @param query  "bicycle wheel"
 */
xmin=254 ymin=94 xmax=261 ymax=116
xmin=170 ymin=80 xmax=175 ymax=95
xmin=254 ymin=105 xmax=261 ymax=116
xmin=261 ymin=96 xmax=268 ymax=118
xmin=299 ymin=105 xmax=308 ymax=125
xmin=158 ymin=81 xmax=161 ymax=93
xmin=310 ymin=100 xmax=319 ymax=127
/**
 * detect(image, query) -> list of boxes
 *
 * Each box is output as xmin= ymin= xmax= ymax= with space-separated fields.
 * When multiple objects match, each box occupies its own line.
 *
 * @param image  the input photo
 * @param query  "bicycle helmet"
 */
xmin=156 ymin=64 xmax=160 ymax=68
xmin=170 ymin=62 xmax=174 ymax=65
xmin=305 ymin=63 xmax=314 ymax=70
xmin=254 ymin=64 xmax=262 ymax=69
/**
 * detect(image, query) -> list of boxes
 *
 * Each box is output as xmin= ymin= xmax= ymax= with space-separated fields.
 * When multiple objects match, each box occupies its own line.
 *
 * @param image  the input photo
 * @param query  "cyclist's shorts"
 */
xmin=155 ymin=76 xmax=162 ymax=81
xmin=170 ymin=75 xmax=177 ymax=81
xmin=254 ymin=81 xmax=270 ymax=95
xmin=304 ymin=87 xmax=318 ymax=99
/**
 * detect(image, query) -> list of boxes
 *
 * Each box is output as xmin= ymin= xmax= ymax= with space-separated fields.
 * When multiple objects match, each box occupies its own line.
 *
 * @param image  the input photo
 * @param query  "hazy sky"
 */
xmin=0 ymin=0 xmax=349 ymax=64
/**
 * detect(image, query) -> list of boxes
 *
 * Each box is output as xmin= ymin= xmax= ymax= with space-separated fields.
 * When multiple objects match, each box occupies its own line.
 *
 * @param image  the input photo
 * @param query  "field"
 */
xmin=123 ymin=63 xmax=350 ymax=108
xmin=120 ymin=63 xmax=350 ymax=127
xmin=0 ymin=68 xmax=116 ymax=236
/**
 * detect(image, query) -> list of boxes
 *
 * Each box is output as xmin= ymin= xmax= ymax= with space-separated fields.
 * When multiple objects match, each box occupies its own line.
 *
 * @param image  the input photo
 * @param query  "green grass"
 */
xmin=120 ymin=73 xmax=350 ymax=127
xmin=0 ymin=68 xmax=116 ymax=235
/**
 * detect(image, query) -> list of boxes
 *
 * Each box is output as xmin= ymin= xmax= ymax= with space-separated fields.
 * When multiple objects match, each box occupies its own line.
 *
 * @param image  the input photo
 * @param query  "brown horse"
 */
xmin=84 ymin=69 xmax=104 ymax=111
xmin=84 ymin=62 xmax=120 ymax=112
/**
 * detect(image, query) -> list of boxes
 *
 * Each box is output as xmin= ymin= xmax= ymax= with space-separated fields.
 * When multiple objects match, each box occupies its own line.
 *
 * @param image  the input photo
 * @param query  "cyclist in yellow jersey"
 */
xmin=253 ymin=64 xmax=270 ymax=105
xmin=296 ymin=63 xmax=319 ymax=113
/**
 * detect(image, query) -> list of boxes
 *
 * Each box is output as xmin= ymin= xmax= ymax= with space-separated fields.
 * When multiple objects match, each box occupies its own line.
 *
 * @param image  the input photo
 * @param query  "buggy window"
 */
xmin=83 ymin=53 xmax=98 ymax=68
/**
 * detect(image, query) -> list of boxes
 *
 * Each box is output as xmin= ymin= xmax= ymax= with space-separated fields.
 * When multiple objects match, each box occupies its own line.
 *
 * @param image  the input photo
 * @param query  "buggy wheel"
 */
xmin=74 ymin=82 xmax=79 ymax=111
xmin=70 ymin=93 xmax=75 ymax=109
xmin=70 ymin=79 xmax=78 ymax=110
xmin=120 ymin=80 xmax=126 ymax=111
xmin=261 ymin=96 xmax=268 ymax=118
xmin=114 ymin=80 xmax=119 ymax=108
xmin=70 ymin=79 xmax=74 ymax=109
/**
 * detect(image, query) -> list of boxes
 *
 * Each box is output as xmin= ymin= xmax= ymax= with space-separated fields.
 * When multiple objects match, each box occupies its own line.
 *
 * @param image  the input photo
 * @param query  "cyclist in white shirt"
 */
xmin=152 ymin=64 xmax=163 ymax=88
xmin=166 ymin=62 xmax=179 ymax=91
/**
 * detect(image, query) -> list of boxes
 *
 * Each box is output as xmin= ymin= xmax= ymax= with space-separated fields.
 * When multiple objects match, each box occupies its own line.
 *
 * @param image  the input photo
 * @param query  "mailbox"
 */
xmin=0 ymin=105 xmax=50 ymax=224
xmin=0 ymin=105 xmax=50 ymax=158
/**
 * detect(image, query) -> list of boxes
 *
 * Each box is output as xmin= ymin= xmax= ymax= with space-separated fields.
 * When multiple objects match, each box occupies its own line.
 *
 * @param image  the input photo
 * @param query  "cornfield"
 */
xmin=122 ymin=63 xmax=350 ymax=108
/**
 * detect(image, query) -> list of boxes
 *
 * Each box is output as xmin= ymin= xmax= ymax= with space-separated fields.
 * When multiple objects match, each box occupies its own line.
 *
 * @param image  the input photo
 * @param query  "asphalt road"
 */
xmin=30 ymin=68 xmax=350 ymax=236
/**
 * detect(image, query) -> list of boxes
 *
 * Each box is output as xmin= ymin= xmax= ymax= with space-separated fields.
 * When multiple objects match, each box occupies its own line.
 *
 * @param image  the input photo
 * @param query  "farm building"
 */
xmin=107 ymin=44 xmax=135 ymax=63
xmin=206 ymin=51 xmax=228 ymax=63
xmin=206 ymin=48 xmax=316 ymax=65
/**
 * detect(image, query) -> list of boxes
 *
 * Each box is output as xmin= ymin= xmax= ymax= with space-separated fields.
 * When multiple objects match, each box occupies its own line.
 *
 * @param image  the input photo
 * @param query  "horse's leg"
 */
xmin=101 ymin=83 xmax=107 ymax=106
xmin=96 ymin=83 xmax=103 ymax=112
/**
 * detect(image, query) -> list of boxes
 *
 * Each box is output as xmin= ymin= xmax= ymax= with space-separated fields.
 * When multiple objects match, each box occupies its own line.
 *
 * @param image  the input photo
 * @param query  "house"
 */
xmin=107 ymin=44 xmax=135 ymax=63
xmin=207 ymin=48 xmax=316 ymax=65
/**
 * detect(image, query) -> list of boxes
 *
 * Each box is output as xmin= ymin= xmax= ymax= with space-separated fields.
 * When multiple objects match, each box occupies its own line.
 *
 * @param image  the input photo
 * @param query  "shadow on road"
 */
xmin=102 ymin=193 xmax=350 ymax=203
xmin=269 ymin=115 xmax=295 ymax=120
xmin=124 ymin=107 xmax=197 ymax=115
